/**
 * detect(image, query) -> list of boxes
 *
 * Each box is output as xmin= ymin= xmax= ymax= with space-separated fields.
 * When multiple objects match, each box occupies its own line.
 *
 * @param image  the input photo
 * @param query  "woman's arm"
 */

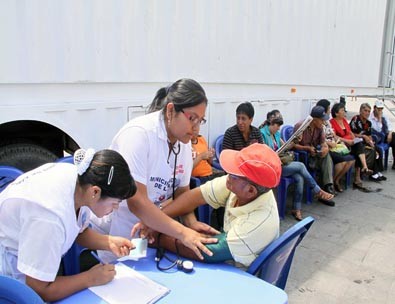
xmin=192 ymin=150 xmax=213 ymax=169
xmin=164 ymin=187 xmax=206 ymax=217
xmin=176 ymin=185 xmax=209 ymax=230
xmin=339 ymin=137 xmax=355 ymax=146
xmin=127 ymin=182 xmax=217 ymax=259
xmin=26 ymin=265 xmax=116 ymax=302
xmin=76 ymin=228 xmax=133 ymax=257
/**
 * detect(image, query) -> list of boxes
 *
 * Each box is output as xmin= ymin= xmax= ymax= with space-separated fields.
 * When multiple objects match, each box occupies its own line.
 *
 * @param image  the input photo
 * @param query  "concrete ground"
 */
xmin=283 ymin=97 xmax=395 ymax=303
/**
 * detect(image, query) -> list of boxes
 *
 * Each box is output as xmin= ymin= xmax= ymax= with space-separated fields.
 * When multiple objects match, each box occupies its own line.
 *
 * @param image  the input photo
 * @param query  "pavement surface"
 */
xmin=284 ymin=97 xmax=395 ymax=304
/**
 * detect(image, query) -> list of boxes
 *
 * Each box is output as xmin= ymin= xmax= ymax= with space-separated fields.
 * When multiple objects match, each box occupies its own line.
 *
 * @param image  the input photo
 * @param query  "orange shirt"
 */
xmin=192 ymin=136 xmax=213 ymax=177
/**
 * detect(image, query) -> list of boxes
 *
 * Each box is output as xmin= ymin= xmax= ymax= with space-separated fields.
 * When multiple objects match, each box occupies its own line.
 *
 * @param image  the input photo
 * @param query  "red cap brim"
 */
xmin=219 ymin=149 xmax=244 ymax=176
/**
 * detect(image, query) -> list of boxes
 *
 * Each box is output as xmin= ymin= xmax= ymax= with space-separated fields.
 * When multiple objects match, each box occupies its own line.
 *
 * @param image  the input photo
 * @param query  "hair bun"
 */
xmin=74 ymin=148 xmax=96 ymax=175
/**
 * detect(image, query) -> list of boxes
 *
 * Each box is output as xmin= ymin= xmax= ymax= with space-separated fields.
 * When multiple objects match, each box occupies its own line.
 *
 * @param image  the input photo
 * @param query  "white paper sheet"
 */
xmin=89 ymin=263 xmax=170 ymax=304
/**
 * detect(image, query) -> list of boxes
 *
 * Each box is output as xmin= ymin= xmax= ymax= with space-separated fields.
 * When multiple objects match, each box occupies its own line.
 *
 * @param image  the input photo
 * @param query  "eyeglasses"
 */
xmin=180 ymin=109 xmax=207 ymax=125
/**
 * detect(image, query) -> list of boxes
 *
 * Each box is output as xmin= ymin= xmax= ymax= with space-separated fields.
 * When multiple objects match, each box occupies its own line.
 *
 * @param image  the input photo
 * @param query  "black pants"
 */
xmin=388 ymin=132 xmax=395 ymax=159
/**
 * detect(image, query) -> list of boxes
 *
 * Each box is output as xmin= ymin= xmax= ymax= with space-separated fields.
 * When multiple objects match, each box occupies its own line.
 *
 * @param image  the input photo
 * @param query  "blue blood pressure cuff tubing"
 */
xmin=201 ymin=232 xmax=233 ymax=263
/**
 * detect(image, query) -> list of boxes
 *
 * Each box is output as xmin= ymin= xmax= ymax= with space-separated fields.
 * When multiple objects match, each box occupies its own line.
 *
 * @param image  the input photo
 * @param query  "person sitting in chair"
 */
xmin=191 ymin=127 xmax=225 ymax=185
xmin=316 ymin=99 xmax=355 ymax=193
xmin=151 ymin=143 xmax=281 ymax=269
xmin=222 ymin=101 xmax=263 ymax=151
xmin=369 ymin=99 xmax=395 ymax=170
xmin=350 ymin=102 xmax=386 ymax=182
xmin=293 ymin=105 xmax=336 ymax=202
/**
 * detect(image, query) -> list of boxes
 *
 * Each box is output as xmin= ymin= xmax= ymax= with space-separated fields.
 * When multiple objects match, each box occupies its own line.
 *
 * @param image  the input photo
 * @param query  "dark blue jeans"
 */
xmin=281 ymin=161 xmax=321 ymax=210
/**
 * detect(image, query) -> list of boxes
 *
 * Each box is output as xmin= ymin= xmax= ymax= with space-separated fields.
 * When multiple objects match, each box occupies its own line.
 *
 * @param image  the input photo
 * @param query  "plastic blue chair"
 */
xmin=372 ymin=130 xmax=389 ymax=170
xmin=0 ymin=165 xmax=24 ymax=193
xmin=62 ymin=242 xmax=87 ymax=276
xmin=0 ymin=275 xmax=44 ymax=304
xmin=246 ymin=216 xmax=315 ymax=290
xmin=212 ymin=135 xmax=224 ymax=170
xmin=280 ymin=125 xmax=294 ymax=144
xmin=190 ymin=176 xmax=212 ymax=225
xmin=278 ymin=126 xmax=312 ymax=207
xmin=280 ymin=125 xmax=301 ymax=162
xmin=276 ymin=176 xmax=294 ymax=220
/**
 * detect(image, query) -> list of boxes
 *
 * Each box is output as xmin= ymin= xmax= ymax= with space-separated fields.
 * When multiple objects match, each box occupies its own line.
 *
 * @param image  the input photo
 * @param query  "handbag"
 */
xmin=279 ymin=151 xmax=294 ymax=166
xmin=330 ymin=143 xmax=350 ymax=155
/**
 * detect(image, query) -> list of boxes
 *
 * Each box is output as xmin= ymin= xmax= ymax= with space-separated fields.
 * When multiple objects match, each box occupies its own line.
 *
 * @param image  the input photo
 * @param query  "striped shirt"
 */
xmin=222 ymin=125 xmax=263 ymax=151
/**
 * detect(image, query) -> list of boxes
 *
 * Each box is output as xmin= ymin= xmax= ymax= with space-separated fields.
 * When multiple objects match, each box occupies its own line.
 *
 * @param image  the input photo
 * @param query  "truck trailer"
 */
xmin=1 ymin=0 xmax=394 ymax=171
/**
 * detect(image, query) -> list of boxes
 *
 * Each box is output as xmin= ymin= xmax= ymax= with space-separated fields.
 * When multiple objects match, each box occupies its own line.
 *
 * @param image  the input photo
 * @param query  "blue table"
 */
xmin=55 ymin=248 xmax=288 ymax=303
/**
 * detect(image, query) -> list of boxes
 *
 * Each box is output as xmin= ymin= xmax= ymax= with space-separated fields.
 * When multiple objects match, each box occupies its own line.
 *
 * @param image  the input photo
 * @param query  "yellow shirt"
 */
xmin=200 ymin=175 xmax=280 ymax=267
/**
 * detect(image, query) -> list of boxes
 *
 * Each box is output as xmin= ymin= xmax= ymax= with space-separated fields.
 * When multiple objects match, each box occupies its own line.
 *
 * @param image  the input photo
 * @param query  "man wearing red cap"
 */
xmin=156 ymin=143 xmax=282 ymax=268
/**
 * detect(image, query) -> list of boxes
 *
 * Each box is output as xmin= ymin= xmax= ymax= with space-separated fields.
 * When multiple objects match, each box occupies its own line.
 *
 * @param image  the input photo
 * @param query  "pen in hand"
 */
xmin=91 ymin=251 xmax=105 ymax=265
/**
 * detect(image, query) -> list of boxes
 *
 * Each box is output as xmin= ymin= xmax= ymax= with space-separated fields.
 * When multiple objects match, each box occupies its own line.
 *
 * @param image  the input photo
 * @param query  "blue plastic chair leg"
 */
xmin=277 ymin=177 xmax=294 ymax=219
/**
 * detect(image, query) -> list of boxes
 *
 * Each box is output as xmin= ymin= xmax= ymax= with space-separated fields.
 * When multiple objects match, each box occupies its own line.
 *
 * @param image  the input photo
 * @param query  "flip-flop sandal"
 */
xmin=291 ymin=210 xmax=303 ymax=221
xmin=316 ymin=189 xmax=334 ymax=201
xmin=334 ymin=183 xmax=344 ymax=193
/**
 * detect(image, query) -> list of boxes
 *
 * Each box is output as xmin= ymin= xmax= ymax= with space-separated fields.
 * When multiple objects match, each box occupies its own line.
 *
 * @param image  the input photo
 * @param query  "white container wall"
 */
xmin=0 ymin=0 xmax=390 ymax=149
xmin=0 ymin=0 xmax=387 ymax=87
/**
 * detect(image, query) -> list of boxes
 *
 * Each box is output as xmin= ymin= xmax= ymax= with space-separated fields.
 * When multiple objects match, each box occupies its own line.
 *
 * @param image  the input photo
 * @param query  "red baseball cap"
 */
xmin=219 ymin=143 xmax=282 ymax=188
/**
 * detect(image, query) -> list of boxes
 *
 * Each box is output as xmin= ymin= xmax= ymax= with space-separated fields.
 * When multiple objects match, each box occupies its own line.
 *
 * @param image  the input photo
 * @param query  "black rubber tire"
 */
xmin=0 ymin=143 xmax=58 ymax=172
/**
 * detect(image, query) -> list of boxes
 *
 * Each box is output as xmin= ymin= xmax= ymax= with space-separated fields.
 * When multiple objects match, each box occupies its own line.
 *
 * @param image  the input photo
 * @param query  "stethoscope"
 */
xmin=155 ymin=233 xmax=194 ymax=273
xmin=167 ymin=140 xmax=180 ymax=200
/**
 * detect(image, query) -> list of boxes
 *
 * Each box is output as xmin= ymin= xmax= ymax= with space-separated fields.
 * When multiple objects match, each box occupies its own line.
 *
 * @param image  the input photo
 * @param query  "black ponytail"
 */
xmin=147 ymin=78 xmax=207 ymax=114
xmin=78 ymin=149 xmax=136 ymax=200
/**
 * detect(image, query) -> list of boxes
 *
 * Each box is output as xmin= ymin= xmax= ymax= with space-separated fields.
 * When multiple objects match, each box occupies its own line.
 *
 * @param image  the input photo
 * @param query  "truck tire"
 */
xmin=0 ymin=143 xmax=58 ymax=172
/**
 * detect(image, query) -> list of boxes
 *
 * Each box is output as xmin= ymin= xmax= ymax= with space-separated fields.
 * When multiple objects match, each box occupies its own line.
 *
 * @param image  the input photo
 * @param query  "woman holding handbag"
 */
xmin=316 ymin=99 xmax=355 ymax=193
xmin=260 ymin=110 xmax=334 ymax=221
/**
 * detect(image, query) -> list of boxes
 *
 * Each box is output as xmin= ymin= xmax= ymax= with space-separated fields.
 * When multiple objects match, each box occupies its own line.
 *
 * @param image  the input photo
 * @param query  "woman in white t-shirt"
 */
xmin=0 ymin=148 xmax=137 ymax=302
xmin=93 ymin=78 xmax=219 ymax=262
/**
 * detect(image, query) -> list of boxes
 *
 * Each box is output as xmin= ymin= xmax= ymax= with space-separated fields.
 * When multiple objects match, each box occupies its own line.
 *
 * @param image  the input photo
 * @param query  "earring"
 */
xmin=92 ymin=195 xmax=95 ymax=199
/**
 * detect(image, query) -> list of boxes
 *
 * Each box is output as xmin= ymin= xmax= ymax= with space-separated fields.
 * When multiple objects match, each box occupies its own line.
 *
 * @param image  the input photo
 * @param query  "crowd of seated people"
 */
xmin=200 ymin=98 xmax=393 ymax=223
xmin=260 ymin=109 xmax=334 ymax=221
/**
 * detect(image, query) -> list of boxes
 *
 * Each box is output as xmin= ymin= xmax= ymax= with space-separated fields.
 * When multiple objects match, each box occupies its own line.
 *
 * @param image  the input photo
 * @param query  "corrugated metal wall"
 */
xmin=0 ymin=0 xmax=388 ymax=87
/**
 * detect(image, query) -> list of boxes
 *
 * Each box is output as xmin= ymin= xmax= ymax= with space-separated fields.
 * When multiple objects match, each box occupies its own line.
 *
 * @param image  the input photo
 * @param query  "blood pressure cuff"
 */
xmin=201 ymin=232 xmax=233 ymax=263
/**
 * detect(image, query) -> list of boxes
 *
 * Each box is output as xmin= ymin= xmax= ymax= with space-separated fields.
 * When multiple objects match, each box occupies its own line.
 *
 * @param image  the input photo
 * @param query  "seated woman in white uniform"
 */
xmin=0 ymin=148 xmax=137 ymax=302
xmin=91 ymin=78 xmax=219 ymax=263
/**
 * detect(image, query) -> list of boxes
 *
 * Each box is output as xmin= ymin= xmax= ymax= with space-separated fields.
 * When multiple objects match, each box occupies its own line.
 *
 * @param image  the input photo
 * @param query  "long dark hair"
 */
xmin=78 ymin=149 xmax=136 ymax=200
xmin=147 ymin=78 xmax=207 ymax=114
xmin=259 ymin=109 xmax=282 ymax=129
xmin=331 ymin=102 xmax=345 ymax=118
xmin=317 ymin=99 xmax=331 ymax=113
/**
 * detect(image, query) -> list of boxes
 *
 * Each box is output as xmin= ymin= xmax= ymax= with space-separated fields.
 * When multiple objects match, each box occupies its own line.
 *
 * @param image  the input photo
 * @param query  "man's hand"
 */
xmin=187 ymin=220 xmax=220 ymax=236
xmin=307 ymin=146 xmax=316 ymax=156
